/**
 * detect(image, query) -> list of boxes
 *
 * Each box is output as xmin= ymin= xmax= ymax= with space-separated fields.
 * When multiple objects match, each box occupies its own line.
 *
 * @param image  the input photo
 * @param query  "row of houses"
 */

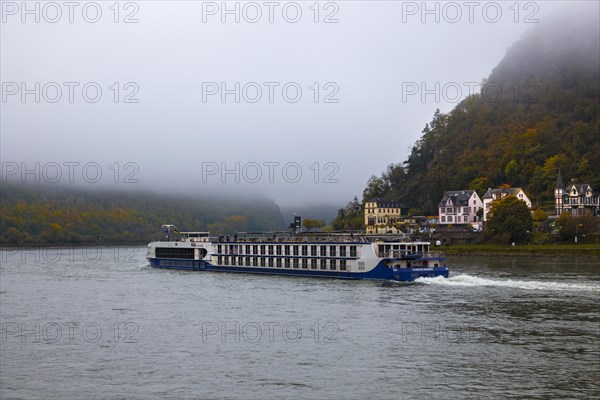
xmin=364 ymin=171 xmax=599 ymax=234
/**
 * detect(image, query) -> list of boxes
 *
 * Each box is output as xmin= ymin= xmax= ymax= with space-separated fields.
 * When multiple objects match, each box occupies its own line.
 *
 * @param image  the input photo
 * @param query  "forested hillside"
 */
xmin=361 ymin=7 xmax=599 ymax=215
xmin=0 ymin=184 xmax=285 ymax=244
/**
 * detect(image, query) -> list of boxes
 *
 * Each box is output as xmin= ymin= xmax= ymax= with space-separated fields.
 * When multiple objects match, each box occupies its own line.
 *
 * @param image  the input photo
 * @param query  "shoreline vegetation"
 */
xmin=440 ymin=244 xmax=600 ymax=257
xmin=2 ymin=243 xmax=599 ymax=258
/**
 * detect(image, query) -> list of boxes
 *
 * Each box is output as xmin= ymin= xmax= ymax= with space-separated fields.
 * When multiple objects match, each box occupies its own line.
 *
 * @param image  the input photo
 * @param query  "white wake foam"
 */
xmin=415 ymin=274 xmax=600 ymax=292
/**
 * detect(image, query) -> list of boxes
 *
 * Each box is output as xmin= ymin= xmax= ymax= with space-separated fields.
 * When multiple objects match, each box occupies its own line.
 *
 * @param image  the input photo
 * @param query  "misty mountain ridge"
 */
xmin=1 ymin=183 xmax=286 ymax=244
xmin=359 ymin=6 xmax=599 ymax=214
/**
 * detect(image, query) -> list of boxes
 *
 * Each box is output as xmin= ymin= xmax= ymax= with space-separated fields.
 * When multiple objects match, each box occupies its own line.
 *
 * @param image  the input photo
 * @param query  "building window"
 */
xmin=446 ymin=207 xmax=453 ymax=213
xmin=441 ymin=216 xmax=446 ymax=223
xmin=463 ymin=207 xmax=468 ymax=213
xmin=448 ymin=216 xmax=453 ymax=222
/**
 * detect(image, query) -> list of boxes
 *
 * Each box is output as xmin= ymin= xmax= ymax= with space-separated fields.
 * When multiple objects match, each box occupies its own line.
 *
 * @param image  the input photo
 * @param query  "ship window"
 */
xmin=311 ymin=246 xmax=317 ymax=256
xmin=224 ymin=256 xmax=229 ymax=265
xmin=276 ymin=258 xmax=282 ymax=268
xmin=350 ymin=246 xmax=357 ymax=257
xmin=253 ymin=257 xmax=258 ymax=266
xmin=253 ymin=245 xmax=258 ymax=255
xmin=293 ymin=246 xmax=299 ymax=256
xmin=276 ymin=246 xmax=282 ymax=255
xmin=260 ymin=245 xmax=266 ymax=254
xmin=155 ymin=247 xmax=195 ymax=260
xmin=245 ymin=256 xmax=250 ymax=265
xmin=268 ymin=258 xmax=274 ymax=267
xmin=330 ymin=259 xmax=336 ymax=270
xmin=302 ymin=246 xmax=308 ymax=256
xmin=339 ymin=246 xmax=346 ymax=256
xmin=245 ymin=245 xmax=251 ymax=254
xmin=330 ymin=246 xmax=336 ymax=256
xmin=231 ymin=257 xmax=236 ymax=266
xmin=293 ymin=258 xmax=299 ymax=269
xmin=239 ymin=256 xmax=244 ymax=265
xmin=301 ymin=259 xmax=308 ymax=269
xmin=268 ymin=245 xmax=274 ymax=255
xmin=260 ymin=258 xmax=266 ymax=267
xmin=311 ymin=259 xmax=317 ymax=269
xmin=284 ymin=245 xmax=290 ymax=255
xmin=340 ymin=259 xmax=347 ymax=270
xmin=320 ymin=246 xmax=327 ymax=256
xmin=320 ymin=259 xmax=327 ymax=270
xmin=217 ymin=245 xmax=222 ymax=253
xmin=358 ymin=261 xmax=365 ymax=271
xmin=218 ymin=256 xmax=222 ymax=264
xmin=285 ymin=258 xmax=290 ymax=268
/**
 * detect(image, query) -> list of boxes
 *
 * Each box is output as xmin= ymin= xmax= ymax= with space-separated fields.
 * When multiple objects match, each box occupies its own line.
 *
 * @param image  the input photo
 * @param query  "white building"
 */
xmin=482 ymin=188 xmax=532 ymax=221
xmin=437 ymin=190 xmax=483 ymax=229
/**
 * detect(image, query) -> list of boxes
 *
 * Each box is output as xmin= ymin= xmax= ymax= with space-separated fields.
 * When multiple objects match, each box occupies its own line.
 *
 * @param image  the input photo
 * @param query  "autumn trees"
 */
xmin=485 ymin=195 xmax=533 ymax=243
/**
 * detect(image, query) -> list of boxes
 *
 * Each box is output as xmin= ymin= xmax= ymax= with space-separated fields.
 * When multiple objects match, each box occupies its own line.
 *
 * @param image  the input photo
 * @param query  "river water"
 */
xmin=1 ymin=247 xmax=598 ymax=399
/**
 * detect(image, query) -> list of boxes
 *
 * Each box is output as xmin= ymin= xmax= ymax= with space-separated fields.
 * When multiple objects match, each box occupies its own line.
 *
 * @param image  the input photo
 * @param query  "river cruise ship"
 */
xmin=147 ymin=225 xmax=448 ymax=282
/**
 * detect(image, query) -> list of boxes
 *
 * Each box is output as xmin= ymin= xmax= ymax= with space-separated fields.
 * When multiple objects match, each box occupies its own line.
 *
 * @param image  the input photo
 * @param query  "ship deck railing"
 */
xmin=380 ymin=251 xmax=444 ymax=259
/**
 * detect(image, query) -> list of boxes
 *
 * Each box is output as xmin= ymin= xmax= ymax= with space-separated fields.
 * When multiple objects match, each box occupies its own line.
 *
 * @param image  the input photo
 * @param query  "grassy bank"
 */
xmin=441 ymin=244 xmax=600 ymax=257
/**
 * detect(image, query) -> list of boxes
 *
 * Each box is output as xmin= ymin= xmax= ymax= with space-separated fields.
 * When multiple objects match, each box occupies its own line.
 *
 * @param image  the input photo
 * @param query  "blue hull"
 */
xmin=147 ymin=258 xmax=449 ymax=282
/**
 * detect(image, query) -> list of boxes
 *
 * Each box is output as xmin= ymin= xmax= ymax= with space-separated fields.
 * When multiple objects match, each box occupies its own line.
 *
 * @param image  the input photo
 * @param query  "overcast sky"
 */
xmin=1 ymin=1 xmax=588 ymax=207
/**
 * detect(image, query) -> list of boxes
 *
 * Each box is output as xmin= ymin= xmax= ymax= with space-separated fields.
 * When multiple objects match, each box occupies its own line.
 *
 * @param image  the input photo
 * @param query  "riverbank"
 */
xmin=441 ymin=244 xmax=600 ymax=257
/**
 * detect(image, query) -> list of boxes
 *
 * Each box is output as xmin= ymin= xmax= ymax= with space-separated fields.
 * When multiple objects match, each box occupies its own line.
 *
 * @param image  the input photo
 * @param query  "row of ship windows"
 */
xmin=216 ymin=244 xmax=357 ymax=257
xmin=216 ymin=256 xmax=348 ymax=271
